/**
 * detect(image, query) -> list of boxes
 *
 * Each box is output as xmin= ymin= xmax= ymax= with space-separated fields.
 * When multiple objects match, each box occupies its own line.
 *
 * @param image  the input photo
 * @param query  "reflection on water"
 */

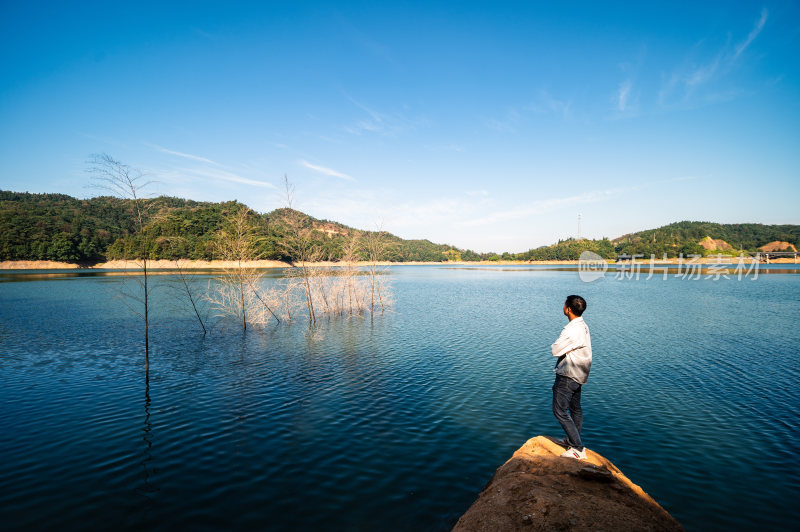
xmin=0 ymin=268 xmax=288 ymax=283
xmin=0 ymin=266 xmax=798 ymax=530
xmin=443 ymin=265 xmax=800 ymax=274
xmin=2 ymin=261 xmax=799 ymax=284
xmin=135 ymin=372 xmax=158 ymax=524
xmin=0 ymin=267 xmax=391 ymax=283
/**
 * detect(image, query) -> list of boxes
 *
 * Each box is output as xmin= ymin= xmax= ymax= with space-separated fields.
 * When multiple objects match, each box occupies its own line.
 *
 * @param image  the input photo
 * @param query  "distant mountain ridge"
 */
xmin=0 ymin=190 xmax=467 ymax=263
xmin=607 ymin=220 xmax=800 ymax=258
xmin=612 ymin=220 xmax=800 ymax=249
xmin=514 ymin=220 xmax=800 ymax=261
xmin=1 ymin=190 xmax=798 ymax=263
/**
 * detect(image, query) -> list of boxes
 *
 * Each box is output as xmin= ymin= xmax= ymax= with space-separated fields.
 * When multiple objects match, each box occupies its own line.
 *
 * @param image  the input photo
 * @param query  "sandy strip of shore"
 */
xmin=3 ymin=259 xmax=573 ymax=270
xmin=2 ymin=256 xmax=794 ymax=270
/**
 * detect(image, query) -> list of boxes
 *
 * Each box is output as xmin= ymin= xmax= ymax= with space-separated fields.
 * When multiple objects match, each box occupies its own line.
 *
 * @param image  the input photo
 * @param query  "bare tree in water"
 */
xmin=277 ymin=176 xmax=324 ymax=324
xmin=363 ymin=225 xmax=393 ymax=316
xmin=172 ymin=257 xmax=208 ymax=335
xmin=339 ymin=232 xmax=364 ymax=317
xmin=211 ymin=204 xmax=280 ymax=330
xmin=274 ymin=176 xmax=395 ymax=323
xmin=87 ymin=153 xmax=154 ymax=369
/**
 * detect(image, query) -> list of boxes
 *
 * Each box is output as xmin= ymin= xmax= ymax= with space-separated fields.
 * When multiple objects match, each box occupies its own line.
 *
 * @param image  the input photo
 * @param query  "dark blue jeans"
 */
xmin=552 ymin=374 xmax=583 ymax=451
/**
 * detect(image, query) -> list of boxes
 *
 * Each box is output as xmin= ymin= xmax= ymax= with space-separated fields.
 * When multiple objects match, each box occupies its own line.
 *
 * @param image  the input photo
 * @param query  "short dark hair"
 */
xmin=565 ymin=295 xmax=586 ymax=316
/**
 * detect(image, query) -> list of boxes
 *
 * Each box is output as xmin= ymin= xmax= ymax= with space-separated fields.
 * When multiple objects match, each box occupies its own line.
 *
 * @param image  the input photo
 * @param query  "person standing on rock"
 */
xmin=551 ymin=295 xmax=592 ymax=460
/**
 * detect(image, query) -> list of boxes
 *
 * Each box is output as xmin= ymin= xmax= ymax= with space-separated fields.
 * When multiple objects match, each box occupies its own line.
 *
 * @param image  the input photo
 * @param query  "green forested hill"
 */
xmin=516 ymin=220 xmax=800 ymax=260
xmin=514 ymin=238 xmax=617 ymax=261
xmin=0 ymin=190 xmax=464 ymax=263
xmin=0 ymin=191 xmax=135 ymax=262
xmin=2 ymin=191 xmax=797 ymax=263
xmin=611 ymin=221 xmax=800 ymax=257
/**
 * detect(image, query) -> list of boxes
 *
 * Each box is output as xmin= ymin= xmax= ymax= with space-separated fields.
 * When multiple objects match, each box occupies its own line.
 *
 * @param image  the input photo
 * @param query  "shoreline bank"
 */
xmin=1 ymin=255 xmax=796 ymax=270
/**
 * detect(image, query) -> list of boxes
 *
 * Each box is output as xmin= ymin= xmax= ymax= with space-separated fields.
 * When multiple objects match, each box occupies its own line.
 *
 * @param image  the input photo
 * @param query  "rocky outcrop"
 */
xmin=453 ymin=436 xmax=682 ymax=531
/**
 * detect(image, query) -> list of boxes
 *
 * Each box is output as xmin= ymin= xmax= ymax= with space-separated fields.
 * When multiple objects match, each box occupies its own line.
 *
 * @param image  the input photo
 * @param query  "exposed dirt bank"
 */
xmin=759 ymin=240 xmax=797 ymax=252
xmin=2 ymin=256 xmax=789 ymax=270
xmin=698 ymin=236 xmax=733 ymax=251
xmin=1 ymin=259 xmax=573 ymax=269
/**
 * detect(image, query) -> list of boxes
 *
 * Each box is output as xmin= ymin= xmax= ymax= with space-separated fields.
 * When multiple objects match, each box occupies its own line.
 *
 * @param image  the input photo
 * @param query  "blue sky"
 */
xmin=1 ymin=1 xmax=798 ymax=252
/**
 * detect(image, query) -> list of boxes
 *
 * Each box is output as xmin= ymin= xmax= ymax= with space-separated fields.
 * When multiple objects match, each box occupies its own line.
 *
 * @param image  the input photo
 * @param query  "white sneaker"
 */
xmin=561 ymin=447 xmax=587 ymax=460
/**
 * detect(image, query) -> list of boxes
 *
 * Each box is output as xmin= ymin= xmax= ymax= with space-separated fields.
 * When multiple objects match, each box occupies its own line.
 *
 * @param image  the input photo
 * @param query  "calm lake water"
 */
xmin=1 ymin=265 xmax=798 ymax=531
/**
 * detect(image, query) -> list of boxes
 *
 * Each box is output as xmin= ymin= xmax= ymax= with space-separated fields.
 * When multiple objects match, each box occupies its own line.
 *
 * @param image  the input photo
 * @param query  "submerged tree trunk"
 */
xmin=174 ymin=259 xmax=207 ymax=335
xmin=144 ymin=256 xmax=149 ymax=369
xmin=87 ymin=153 xmax=153 ymax=370
xmin=239 ymin=259 xmax=246 ymax=332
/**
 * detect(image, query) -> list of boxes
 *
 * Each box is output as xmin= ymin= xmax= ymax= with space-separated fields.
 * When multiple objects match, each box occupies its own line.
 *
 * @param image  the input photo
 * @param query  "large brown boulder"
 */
xmin=453 ymin=436 xmax=683 ymax=531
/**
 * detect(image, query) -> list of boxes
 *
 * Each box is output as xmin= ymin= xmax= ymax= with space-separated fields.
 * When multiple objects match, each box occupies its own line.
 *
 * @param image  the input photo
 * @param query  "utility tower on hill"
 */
xmin=577 ymin=213 xmax=582 ymax=241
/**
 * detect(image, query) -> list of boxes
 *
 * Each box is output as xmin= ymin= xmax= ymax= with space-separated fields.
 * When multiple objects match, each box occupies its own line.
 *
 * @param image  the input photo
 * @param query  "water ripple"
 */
xmin=1 ymin=269 xmax=799 ymax=530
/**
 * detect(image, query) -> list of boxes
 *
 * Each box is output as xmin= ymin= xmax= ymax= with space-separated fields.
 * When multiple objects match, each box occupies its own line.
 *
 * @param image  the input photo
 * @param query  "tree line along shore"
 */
xmin=3 ymin=256 xmax=797 ymax=271
xmin=2 ymin=190 xmax=798 ymax=266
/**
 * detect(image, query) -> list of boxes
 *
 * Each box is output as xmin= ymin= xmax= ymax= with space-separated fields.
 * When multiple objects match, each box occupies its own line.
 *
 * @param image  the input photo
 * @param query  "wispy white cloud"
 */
xmin=485 ymin=108 xmax=521 ymax=132
xmin=617 ymin=79 xmax=633 ymax=111
xmin=318 ymin=135 xmax=344 ymax=145
xmin=685 ymin=54 xmax=722 ymax=88
xmin=460 ymin=177 xmax=692 ymax=229
xmin=146 ymin=143 xmax=220 ymax=166
xmin=462 ymin=190 xmax=612 ymax=227
xmin=298 ymin=160 xmax=355 ymax=181
xmin=659 ymin=8 xmax=769 ymax=107
xmin=490 ymin=92 xmax=573 ymax=131
xmin=734 ymin=8 xmax=768 ymax=60
xmin=380 ymin=195 xmax=496 ymax=237
xmin=342 ymin=94 xmax=426 ymax=137
xmin=186 ymin=167 xmax=276 ymax=188
xmin=343 ymin=95 xmax=386 ymax=135
xmin=145 ymin=142 xmax=277 ymax=190
xmin=657 ymin=72 xmax=679 ymax=105
xmin=351 ymin=120 xmax=383 ymax=133
xmin=300 ymin=188 xmax=494 ymax=238
xmin=279 ymin=177 xmax=703 ymax=253
xmin=347 ymin=96 xmax=383 ymax=124
xmin=526 ymin=91 xmax=572 ymax=119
